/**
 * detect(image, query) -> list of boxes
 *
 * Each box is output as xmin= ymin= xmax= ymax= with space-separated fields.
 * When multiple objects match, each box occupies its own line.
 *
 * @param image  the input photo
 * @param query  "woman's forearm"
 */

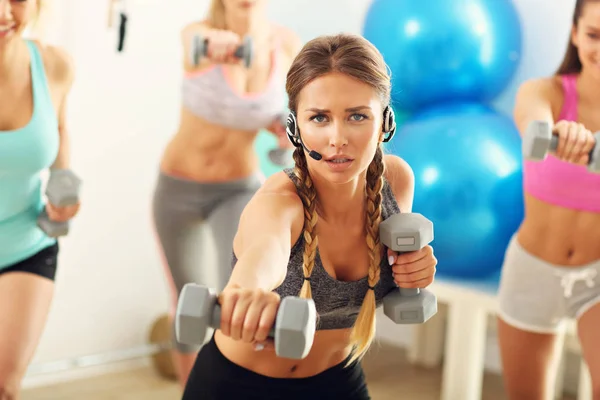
xmin=51 ymin=131 xmax=71 ymax=170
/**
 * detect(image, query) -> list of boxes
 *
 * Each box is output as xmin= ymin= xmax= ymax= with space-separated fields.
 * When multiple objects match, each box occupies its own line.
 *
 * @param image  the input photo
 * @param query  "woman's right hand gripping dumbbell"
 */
xmin=553 ymin=120 xmax=596 ymax=165
xmin=218 ymin=285 xmax=280 ymax=351
xmin=196 ymin=29 xmax=245 ymax=65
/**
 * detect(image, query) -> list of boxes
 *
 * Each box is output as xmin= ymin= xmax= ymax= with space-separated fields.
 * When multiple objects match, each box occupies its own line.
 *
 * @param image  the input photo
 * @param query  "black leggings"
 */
xmin=182 ymin=335 xmax=371 ymax=400
xmin=0 ymin=243 xmax=59 ymax=281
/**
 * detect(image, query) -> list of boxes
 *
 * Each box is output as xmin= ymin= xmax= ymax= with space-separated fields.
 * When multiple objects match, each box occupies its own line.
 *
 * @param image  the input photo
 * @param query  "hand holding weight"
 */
xmin=176 ymin=283 xmax=317 ymax=359
xmin=523 ymin=120 xmax=600 ymax=173
xmin=37 ymin=169 xmax=82 ymax=238
xmin=379 ymin=213 xmax=438 ymax=324
xmin=190 ymin=33 xmax=253 ymax=68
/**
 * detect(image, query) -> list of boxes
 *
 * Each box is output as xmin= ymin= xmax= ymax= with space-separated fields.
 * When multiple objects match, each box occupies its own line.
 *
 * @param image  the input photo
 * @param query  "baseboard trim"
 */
xmin=22 ymin=358 xmax=151 ymax=389
xmin=23 ymin=342 xmax=170 ymax=389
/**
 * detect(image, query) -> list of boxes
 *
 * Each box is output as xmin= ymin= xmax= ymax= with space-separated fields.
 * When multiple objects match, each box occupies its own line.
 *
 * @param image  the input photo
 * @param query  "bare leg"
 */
xmin=0 ymin=272 xmax=54 ymax=399
xmin=577 ymin=301 xmax=600 ymax=399
xmin=497 ymin=317 xmax=563 ymax=400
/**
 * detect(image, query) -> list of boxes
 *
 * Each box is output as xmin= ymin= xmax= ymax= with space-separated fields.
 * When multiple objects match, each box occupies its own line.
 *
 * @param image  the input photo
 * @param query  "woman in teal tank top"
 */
xmin=0 ymin=0 xmax=79 ymax=397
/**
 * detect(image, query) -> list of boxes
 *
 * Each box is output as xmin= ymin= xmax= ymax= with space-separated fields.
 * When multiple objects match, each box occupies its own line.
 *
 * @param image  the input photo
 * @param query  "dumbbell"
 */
xmin=37 ymin=169 xmax=82 ymax=238
xmin=176 ymin=283 xmax=317 ymax=359
xmin=190 ymin=33 xmax=253 ymax=68
xmin=379 ymin=212 xmax=438 ymax=324
xmin=268 ymin=148 xmax=294 ymax=166
xmin=523 ymin=120 xmax=600 ymax=173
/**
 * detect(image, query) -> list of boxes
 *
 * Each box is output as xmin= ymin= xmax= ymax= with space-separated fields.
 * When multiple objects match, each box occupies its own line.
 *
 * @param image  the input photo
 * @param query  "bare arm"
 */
xmin=383 ymin=154 xmax=436 ymax=288
xmin=47 ymin=46 xmax=75 ymax=169
xmin=513 ymin=78 xmax=562 ymax=137
xmin=278 ymin=25 xmax=303 ymax=65
xmin=180 ymin=21 xmax=218 ymax=72
xmin=384 ymin=154 xmax=415 ymax=213
xmin=226 ymin=179 xmax=304 ymax=291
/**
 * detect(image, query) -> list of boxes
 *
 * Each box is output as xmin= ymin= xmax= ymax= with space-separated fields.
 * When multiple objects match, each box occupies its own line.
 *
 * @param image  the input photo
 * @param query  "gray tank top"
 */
xmin=231 ymin=168 xmax=402 ymax=330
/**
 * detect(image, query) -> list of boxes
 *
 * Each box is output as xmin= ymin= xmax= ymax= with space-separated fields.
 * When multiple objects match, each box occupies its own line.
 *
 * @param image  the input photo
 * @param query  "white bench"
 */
xmin=407 ymin=274 xmax=593 ymax=400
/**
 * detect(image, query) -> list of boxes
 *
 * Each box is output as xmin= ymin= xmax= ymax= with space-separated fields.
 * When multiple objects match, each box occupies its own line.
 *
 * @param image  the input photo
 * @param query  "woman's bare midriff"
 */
xmin=214 ymin=328 xmax=354 ymax=378
xmin=517 ymin=194 xmax=600 ymax=266
xmin=160 ymin=108 xmax=262 ymax=182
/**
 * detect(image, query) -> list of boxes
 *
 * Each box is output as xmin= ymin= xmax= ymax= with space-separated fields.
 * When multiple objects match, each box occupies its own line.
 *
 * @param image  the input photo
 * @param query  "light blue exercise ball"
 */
xmin=387 ymin=102 xmax=524 ymax=278
xmin=363 ymin=0 xmax=522 ymax=112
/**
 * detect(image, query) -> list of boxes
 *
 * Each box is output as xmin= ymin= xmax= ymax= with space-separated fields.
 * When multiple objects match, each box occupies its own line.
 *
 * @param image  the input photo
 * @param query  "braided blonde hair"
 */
xmin=286 ymin=34 xmax=391 ymax=365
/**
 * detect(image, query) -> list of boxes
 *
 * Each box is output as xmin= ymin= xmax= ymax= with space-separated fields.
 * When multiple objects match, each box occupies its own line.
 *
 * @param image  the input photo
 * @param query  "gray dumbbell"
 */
xmin=523 ymin=120 xmax=600 ymax=173
xmin=37 ymin=169 xmax=82 ymax=238
xmin=176 ymin=283 xmax=317 ymax=359
xmin=190 ymin=33 xmax=253 ymax=68
xmin=379 ymin=213 xmax=438 ymax=324
xmin=268 ymin=148 xmax=294 ymax=166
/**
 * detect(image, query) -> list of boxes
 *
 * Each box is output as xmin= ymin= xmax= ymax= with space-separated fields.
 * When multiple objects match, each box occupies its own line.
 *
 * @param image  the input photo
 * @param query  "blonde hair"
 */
xmin=286 ymin=33 xmax=391 ymax=366
xmin=28 ymin=0 xmax=49 ymax=38
xmin=207 ymin=0 xmax=226 ymax=29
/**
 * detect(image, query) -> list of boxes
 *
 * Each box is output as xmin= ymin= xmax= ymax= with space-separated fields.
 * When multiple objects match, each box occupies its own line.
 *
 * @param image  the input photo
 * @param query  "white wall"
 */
xmin=25 ymin=0 xmax=578 ymax=383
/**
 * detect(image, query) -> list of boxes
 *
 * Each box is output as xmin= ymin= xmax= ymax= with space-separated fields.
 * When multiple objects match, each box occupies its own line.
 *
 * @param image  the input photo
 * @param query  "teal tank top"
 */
xmin=0 ymin=41 xmax=60 ymax=269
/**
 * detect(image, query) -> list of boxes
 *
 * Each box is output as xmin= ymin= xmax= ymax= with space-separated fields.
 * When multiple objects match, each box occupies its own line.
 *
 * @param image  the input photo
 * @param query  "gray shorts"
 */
xmin=497 ymin=235 xmax=600 ymax=334
xmin=152 ymin=171 xmax=262 ymax=352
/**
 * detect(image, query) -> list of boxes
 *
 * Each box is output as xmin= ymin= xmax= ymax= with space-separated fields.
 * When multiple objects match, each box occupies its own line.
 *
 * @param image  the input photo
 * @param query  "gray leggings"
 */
xmin=152 ymin=171 xmax=262 ymax=352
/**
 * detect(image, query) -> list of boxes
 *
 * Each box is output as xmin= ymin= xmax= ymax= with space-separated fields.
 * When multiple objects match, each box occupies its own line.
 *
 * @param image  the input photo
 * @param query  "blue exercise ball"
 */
xmin=387 ymin=103 xmax=524 ymax=278
xmin=363 ymin=0 xmax=522 ymax=112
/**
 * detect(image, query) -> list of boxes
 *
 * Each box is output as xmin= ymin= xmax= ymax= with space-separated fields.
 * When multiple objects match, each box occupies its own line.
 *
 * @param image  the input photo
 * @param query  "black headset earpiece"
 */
xmin=286 ymin=112 xmax=302 ymax=147
xmin=382 ymin=105 xmax=396 ymax=143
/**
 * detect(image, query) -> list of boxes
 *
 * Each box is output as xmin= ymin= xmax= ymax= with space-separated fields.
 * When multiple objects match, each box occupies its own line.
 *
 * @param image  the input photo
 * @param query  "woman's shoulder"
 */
xmin=383 ymin=154 xmax=415 ymax=213
xmin=254 ymin=171 xmax=304 ymax=212
xmin=31 ymin=41 xmax=73 ymax=79
xmin=271 ymin=24 xmax=303 ymax=60
xmin=262 ymin=169 xmax=298 ymax=189
xmin=515 ymin=75 xmax=572 ymax=122
xmin=28 ymin=40 xmax=74 ymax=97
xmin=518 ymin=76 xmax=565 ymax=99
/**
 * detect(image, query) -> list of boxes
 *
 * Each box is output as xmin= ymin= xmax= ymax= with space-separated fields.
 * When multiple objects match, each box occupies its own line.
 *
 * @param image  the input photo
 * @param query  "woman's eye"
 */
xmin=351 ymin=114 xmax=367 ymax=121
xmin=311 ymin=114 xmax=327 ymax=123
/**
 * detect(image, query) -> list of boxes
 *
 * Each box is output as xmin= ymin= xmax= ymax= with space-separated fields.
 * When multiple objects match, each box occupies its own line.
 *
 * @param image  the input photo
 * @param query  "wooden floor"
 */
xmin=21 ymin=342 xmax=575 ymax=400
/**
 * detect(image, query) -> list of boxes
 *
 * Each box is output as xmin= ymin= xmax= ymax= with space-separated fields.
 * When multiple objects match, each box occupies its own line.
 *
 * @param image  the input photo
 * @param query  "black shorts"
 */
xmin=0 ymin=243 xmax=59 ymax=281
xmin=182 ymin=335 xmax=371 ymax=400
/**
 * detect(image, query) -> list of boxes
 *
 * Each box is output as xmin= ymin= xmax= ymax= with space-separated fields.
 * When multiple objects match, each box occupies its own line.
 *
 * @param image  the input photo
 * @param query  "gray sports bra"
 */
xmin=181 ymin=41 xmax=286 ymax=131
xmin=231 ymin=168 xmax=402 ymax=330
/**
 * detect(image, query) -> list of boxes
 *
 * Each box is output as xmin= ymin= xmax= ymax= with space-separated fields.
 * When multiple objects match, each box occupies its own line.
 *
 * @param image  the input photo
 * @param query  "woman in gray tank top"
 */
xmin=181 ymin=33 xmax=437 ymax=400
xmin=151 ymin=0 xmax=302 ymax=388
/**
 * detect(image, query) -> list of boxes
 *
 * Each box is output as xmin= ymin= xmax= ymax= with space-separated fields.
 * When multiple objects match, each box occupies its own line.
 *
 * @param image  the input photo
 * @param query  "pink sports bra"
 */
xmin=523 ymin=74 xmax=600 ymax=212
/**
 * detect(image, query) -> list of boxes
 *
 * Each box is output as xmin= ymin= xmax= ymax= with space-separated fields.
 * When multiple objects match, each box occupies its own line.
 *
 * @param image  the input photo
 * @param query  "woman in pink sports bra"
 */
xmin=151 ymin=0 xmax=302 ymax=389
xmin=497 ymin=0 xmax=600 ymax=398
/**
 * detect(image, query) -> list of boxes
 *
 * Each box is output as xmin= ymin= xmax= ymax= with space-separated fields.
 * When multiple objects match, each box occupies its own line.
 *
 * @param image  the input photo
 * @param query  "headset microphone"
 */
xmin=299 ymin=138 xmax=323 ymax=161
